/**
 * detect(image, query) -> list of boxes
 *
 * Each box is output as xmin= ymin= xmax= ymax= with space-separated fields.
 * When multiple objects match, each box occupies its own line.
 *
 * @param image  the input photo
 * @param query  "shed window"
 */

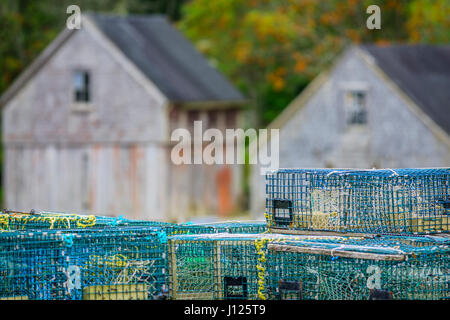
xmin=345 ymin=91 xmax=367 ymax=125
xmin=73 ymin=70 xmax=90 ymax=103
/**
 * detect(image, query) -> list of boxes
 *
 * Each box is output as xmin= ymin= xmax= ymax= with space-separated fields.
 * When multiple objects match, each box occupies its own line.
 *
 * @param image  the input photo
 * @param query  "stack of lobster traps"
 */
xmin=0 ymin=210 xmax=266 ymax=300
xmin=0 ymin=168 xmax=448 ymax=300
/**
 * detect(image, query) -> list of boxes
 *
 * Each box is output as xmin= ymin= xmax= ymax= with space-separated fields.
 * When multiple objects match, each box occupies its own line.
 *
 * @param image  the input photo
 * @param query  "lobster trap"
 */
xmin=265 ymin=168 xmax=450 ymax=234
xmin=167 ymin=233 xmax=350 ymax=300
xmin=167 ymin=233 xmax=449 ymax=300
xmin=0 ymin=231 xmax=68 ymax=300
xmin=0 ymin=226 xmax=171 ymax=300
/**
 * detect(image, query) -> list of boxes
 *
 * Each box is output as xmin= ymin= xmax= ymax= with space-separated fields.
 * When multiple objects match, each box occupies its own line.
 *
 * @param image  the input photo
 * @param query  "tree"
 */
xmin=407 ymin=0 xmax=450 ymax=43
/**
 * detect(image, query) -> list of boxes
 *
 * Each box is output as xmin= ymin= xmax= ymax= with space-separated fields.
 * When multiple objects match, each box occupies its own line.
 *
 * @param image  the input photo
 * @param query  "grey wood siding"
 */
xmin=2 ymin=26 xmax=243 ymax=220
xmin=4 ymin=144 xmax=168 ymax=219
xmin=3 ymin=27 xmax=167 ymax=144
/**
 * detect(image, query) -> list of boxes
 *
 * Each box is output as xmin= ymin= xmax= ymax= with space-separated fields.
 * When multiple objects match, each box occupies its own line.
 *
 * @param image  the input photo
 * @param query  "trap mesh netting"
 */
xmin=265 ymin=168 xmax=449 ymax=234
xmin=168 ymin=233 xmax=449 ymax=300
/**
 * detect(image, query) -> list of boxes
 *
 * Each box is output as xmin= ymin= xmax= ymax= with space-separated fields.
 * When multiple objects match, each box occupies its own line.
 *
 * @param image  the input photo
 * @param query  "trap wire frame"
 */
xmin=167 ymin=233 xmax=449 ymax=300
xmin=265 ymin=168 xmax=450 ymax=235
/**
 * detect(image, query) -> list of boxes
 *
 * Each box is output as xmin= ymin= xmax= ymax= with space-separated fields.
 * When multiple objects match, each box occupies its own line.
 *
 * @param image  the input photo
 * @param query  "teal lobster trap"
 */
xmin=265 ymin=168 xmax=449 ymax=234
xmin=0 ymin=226 xmax=171 ymax=300
xmin=167 ymin=233 xmax=449 ymax=300
xmin=0 ymin=231 xmax=68 ymax=300
xmin=0 ymin=217 xmax=267 ymax=300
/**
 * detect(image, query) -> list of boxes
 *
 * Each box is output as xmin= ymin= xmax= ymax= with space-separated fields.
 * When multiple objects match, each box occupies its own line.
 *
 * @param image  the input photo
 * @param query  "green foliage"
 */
xmin=0 ymin=0 xmax=447 ymax=125
xmin=407 ymin=0 xmax=450 ymax=43
xmin=0 ymin=0 xmax=186 ymax=97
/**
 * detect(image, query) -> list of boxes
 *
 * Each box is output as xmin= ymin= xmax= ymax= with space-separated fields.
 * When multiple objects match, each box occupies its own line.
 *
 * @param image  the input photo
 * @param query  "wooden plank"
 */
xmin=82 ymin=284 xmax=148 ymax=300
xmin=268 ymin=243 xmax=406 ymax=261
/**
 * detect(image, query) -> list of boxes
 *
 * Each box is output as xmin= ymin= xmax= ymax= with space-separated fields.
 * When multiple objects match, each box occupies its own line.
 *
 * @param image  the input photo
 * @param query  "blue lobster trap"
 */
xmin=265 ymin=168 xmax=449 ymax=234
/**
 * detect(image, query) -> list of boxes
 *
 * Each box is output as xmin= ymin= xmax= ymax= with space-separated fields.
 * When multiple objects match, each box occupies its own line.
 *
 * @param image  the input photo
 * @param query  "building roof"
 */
xmin=88 ymin=14 xmax=245 ymax=104
xmin=0 ymin=13 xmax=245 ymax=108
xmin=362 ymin=44 xmax=450 ymax=135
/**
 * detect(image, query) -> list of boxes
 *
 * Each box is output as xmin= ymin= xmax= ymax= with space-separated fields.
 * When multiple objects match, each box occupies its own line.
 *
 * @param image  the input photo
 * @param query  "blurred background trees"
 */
xmin=1 ymin=0 xmax=448 ymax=127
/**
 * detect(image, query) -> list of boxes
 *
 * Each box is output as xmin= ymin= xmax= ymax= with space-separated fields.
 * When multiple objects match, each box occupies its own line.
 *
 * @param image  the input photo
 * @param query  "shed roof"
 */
xmin=362 ymin=44 xmax=450 ymax=135
xmin=88 ymin=14 xmax=245 ymax=104
xmin=0 ymin=13 xmax=245 ymax=108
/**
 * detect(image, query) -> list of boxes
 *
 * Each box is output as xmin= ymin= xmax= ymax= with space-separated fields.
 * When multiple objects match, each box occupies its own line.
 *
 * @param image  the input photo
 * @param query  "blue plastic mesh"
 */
xmin=265 ymin=168 xmax=449 ymax=234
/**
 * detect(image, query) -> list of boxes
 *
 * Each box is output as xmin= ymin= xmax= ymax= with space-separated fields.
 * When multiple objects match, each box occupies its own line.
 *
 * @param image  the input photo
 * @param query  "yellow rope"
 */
xmin=87 ymin=254 xmax=128 ymax=268
xmin=0 ymin=214 xmax=9 ymax=231
xmin=255 ymin=239 xmax=269 ymax=300
xmin=264 ymin=211 xmax=273 ymax=229
xmin=0 ymin=213 xmax=96 ymax=230
xmin=75 ymin=215 xmax=96 ymax=228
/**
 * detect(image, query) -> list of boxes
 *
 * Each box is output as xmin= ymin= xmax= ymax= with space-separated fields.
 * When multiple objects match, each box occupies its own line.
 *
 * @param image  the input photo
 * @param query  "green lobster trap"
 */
xmin=267 ymin=235 xmax=449 ymax=300
xmin=167 ymin=233 xmax=449 ymax=300
xmin=265 ymin=168 xmax=449 ymax=234
xmin=167 ymin=233 xmax=351 ymax=300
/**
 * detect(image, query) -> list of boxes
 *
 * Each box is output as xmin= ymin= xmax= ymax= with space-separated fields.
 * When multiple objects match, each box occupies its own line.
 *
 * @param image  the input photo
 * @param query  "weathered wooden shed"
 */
xmin=1 ymin=14 xmax=246 ymax=221
xmin=251 ymin=45 xmax=450 ymax=218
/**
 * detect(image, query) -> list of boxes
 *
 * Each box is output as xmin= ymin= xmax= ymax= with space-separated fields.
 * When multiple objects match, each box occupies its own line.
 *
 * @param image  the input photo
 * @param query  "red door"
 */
xmin=217 ymin=165 xmax=232 ymax=216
